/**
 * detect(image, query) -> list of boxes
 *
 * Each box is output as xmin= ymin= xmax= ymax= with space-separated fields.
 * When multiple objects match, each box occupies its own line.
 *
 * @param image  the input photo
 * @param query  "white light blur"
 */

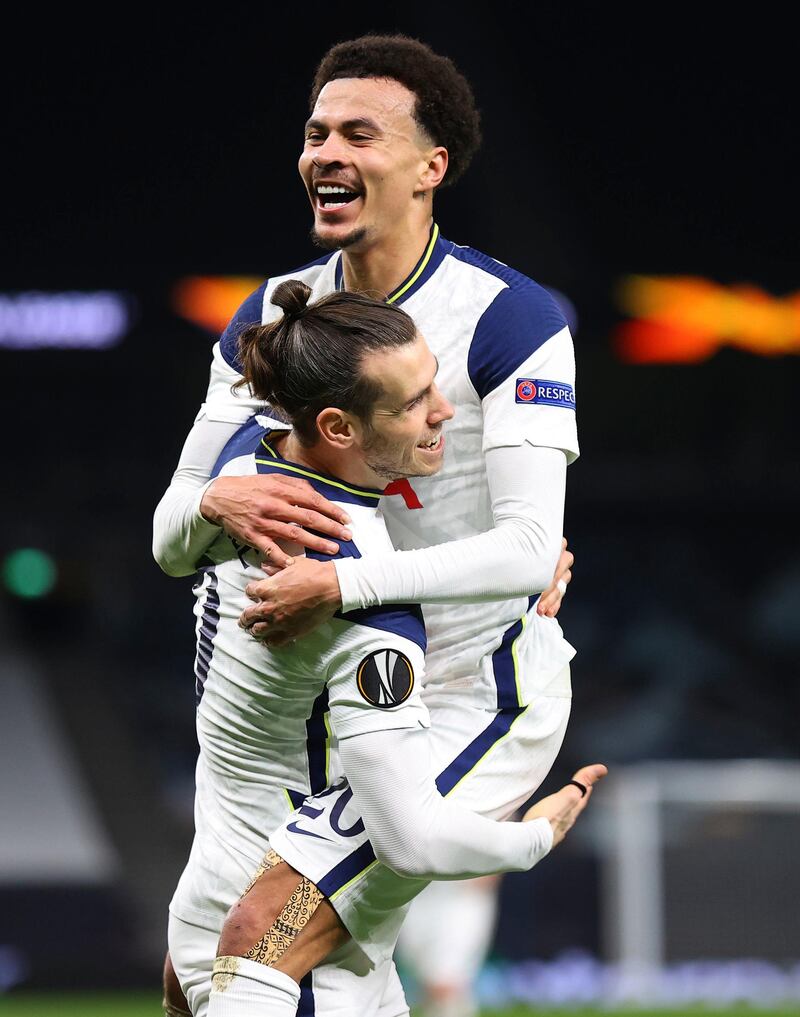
xmin=0 ymin=291 xmax=131 ymax=350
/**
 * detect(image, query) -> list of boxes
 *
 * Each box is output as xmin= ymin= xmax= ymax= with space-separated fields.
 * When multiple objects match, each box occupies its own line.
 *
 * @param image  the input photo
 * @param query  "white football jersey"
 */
xmin=207 ymin=225 xmax=578 ymax=709
xmin=170 ymin=420 xmax=429 ymax=932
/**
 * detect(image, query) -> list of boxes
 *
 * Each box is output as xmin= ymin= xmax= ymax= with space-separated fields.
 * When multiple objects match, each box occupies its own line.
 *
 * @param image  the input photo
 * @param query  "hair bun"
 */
xmin=272 ymin=279 xmax=313 ymax=319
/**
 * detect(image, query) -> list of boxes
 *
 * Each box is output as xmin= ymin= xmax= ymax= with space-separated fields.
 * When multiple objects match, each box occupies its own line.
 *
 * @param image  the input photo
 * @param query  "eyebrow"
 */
xmin=304 ymin=116 xmax=383 ymax=134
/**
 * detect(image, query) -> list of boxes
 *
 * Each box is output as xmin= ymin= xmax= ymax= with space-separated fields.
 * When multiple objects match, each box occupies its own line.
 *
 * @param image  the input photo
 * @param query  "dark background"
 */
xmin=2 ymin=5 xmax=798 ymax=990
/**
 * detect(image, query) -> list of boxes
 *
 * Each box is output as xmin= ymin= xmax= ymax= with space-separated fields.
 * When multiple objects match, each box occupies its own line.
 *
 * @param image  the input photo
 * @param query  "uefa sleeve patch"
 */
xmin=356 ymin=649 xmax=414 ymax=709
xmin=515 ymin=378 xmax=576 ymax=410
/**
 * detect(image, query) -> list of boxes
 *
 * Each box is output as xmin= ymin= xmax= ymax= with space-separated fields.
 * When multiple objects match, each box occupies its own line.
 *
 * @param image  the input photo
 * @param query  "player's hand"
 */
xmin=522 ymin=763 xmax=607 ymax=848
xmin=536 ymin=537 xmax=574 ymax=618
xmin=239 ymin=557 xmax=343 ymax=646
xmin=200 ymin=475 xmax=352 ymax=569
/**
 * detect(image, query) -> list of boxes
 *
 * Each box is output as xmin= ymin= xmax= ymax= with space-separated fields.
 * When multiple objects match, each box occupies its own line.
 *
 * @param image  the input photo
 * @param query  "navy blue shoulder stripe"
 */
xmin=448 ymin=246 xmax=568 ymax=399
xmin=219 ymin=282 xmax=269 ymax=370
xmin=219 ymin=252 xmax=336 ymax=369
xmin=211 ymin=416 xmax=268 ymax=478
xmin=337 ymin=603 xmax=426 ymax=653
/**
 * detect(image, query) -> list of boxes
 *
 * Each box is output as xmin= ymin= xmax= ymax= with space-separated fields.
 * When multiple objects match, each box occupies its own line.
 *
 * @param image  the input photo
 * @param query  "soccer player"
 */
xmin=154 ymin=33 xmax=581 ymax=1017
xmin=167 ymin=279 xmax=604 ymax=1017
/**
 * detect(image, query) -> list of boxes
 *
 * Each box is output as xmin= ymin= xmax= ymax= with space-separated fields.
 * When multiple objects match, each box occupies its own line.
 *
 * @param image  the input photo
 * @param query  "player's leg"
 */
xmin=424 ymin=667 xmax=572 ymax=823
xmin=208 ymin=850 xmax=350 ymax=1017
xmin=168 ymin=913 xmax=221 ymax=1017
xmin=163 ymin=949 xmax=192 ymax=1016
xmin=209 ymin=849 xmax=407 ymax=1017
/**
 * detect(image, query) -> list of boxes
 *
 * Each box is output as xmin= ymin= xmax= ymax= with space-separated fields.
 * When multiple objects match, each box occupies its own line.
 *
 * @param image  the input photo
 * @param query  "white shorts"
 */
xmin=168 ymin=911 xmax=409 ymax=1017
xmin=270 ymin=667 xmax=572 ymax=968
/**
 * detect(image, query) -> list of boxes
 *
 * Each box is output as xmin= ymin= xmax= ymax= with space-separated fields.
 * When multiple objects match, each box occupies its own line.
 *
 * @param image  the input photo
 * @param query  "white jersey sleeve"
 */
xmin=339 ymin=726 xmax=553 ymax=880
xmin=334 ymin=441 xmax=565 ymax=611
xmin=465 ymin=281 xmax=579 ymax=462
xmin=152 ymin=413 xmax=238 ymax=577
xmin=152 ymin=282 xmax=285 ymax=577
xmin=324 ymin=611 xmax=430 ymax=742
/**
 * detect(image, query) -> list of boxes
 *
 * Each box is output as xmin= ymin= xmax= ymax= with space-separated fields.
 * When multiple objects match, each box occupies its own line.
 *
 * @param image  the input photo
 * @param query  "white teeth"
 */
xmin=317 ymin=185 xmax=355 ymax=194
xmin=322 ymin=201 xmax=348 ymax=209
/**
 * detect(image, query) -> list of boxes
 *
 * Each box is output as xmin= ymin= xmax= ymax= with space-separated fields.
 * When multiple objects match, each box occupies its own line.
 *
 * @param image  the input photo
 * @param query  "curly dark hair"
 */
xmin=310 ymin=34 xmax=481 ymax=188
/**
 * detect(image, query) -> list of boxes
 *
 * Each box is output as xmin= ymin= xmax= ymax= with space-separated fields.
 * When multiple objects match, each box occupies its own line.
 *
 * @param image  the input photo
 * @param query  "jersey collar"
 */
xmin=255 ymin=429 xmax=384 ymax=508
xmin=333 ymin=223 xmax=449 ymax=306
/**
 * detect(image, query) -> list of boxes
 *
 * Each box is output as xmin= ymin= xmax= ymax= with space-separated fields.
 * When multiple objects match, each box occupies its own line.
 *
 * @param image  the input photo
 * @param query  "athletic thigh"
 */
xmin=429 ymin=686 xmax=572 ymax=819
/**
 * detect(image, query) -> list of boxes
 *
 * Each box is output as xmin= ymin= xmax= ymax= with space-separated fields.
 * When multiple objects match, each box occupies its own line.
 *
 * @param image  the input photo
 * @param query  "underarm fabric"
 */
xmin=334 ymin=443 xmax=567 ymax=611
xmin=338 ymin=725 xmax=553 ymax=881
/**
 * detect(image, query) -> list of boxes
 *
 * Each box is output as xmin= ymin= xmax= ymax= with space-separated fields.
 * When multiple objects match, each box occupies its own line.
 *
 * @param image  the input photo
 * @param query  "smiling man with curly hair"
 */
xmin=157 ymin=33 xmax=582 ymax=1017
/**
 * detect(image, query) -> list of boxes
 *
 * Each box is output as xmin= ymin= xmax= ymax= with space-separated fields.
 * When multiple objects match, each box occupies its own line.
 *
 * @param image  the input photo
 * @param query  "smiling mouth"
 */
xmin=315 ymin=184 xmax=363 ymax=210
xmin=417 ymin=434 xmax=443 ymax=453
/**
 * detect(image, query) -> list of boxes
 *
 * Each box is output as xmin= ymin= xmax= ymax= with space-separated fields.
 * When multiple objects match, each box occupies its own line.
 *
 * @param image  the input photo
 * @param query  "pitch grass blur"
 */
xmin=2 ymin=997 xmax=799 ymax=1017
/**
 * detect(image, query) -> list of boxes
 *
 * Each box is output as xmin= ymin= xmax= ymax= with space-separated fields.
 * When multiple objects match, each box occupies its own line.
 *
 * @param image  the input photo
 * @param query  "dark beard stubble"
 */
xmin=310 ymin=225 xmax=369 ymax=251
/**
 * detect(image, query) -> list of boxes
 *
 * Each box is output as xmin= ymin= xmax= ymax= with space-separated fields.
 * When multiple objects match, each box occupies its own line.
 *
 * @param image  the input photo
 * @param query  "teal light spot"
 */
xmin=2 ymin=548 xmax=57 ymax=599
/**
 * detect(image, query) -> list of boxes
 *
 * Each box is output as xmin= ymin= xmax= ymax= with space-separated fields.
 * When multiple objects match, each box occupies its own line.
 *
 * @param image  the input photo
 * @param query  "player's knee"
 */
xmin=218 ymin=891 xmax=277 ymax=958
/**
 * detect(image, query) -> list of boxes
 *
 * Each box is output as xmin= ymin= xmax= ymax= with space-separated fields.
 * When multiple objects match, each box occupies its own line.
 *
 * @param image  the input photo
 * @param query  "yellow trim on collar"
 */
xmin=387 ymin=224 xmax=440 ymax=304
xmin=254 ymin=458 xmax=381 ymax=500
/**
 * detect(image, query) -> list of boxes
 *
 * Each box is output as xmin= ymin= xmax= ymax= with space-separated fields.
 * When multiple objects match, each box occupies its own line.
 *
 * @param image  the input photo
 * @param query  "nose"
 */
xmin=429 ymin=384 xmax=454 ymax=424
xmin=312 ymin=132 xmax=348 ymax=167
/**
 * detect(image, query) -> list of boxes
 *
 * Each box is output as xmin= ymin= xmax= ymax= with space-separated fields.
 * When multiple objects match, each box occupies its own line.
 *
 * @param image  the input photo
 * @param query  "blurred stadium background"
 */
xmin=2 ymin=7 xmax=798 ymax=1015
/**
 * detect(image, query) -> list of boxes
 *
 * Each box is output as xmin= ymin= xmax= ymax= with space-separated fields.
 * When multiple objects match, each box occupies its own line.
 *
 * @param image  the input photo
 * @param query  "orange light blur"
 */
xmin=173 ymin=276 xmax=264 ymax=335
xmin=615 ymin=276 xmax=800 ymax=363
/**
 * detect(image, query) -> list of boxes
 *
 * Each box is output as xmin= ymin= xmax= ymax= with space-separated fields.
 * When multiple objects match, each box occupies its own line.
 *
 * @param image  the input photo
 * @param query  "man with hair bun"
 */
xmin=165 ymin=281 xmax=603 ymax=1017
xmin=156 ymin=33 xmax=583 ymax=1017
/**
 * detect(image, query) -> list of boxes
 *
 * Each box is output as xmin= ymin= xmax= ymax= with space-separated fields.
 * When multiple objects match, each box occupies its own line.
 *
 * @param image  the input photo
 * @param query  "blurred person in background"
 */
xmin=155 ymin=33 xmax=579 ymax=1017
xmin=396 ymin=876 xmax=501 ymax=1017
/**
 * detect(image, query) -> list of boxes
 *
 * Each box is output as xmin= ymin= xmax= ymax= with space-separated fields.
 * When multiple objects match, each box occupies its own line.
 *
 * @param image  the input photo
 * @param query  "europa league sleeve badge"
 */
xmin=356 ymin=648 xmax=415 ymax=708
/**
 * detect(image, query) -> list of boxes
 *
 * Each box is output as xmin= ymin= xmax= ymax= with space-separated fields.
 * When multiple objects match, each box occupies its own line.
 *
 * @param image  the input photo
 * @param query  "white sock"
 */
xmin=207 ymin=956 xmax=300 ymax=1017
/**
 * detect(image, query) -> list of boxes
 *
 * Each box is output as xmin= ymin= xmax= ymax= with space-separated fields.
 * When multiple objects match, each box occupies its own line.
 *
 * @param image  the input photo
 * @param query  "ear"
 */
xmin=316 ymin=407 xmax=357 ymax=449
xmin=417 ymin=146 xmax=449 ymax=196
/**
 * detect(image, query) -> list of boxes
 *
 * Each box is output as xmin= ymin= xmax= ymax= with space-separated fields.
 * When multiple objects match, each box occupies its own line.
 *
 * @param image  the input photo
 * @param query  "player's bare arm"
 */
xmin=212 ymin=764 xmax=606 ymax=983
xmin=200 ymin=473 xmax=352 ymax=568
